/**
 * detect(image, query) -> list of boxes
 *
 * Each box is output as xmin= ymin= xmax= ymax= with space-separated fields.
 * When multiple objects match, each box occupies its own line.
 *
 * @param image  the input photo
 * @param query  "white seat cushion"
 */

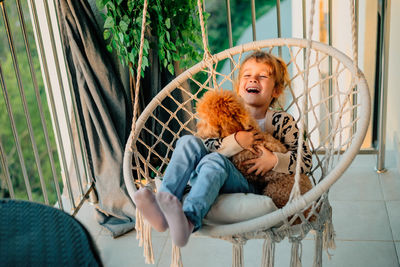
xmin=203 ymin=193 xmax=278 ymax=225
xmin=155 ymin=177 xmax=277 ymax=225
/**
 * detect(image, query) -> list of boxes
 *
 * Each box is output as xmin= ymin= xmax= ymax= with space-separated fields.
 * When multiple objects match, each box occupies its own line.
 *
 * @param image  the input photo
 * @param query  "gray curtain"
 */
xmin=56 ymin=0 xmax=196 ymax=238
xmin=56 ymin=0 xmax=135 ymax=237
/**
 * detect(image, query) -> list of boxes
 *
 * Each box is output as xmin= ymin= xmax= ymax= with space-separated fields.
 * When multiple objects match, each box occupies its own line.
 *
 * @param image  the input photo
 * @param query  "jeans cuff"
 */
xmin=184 ymin=211 xmax=201 ymax=232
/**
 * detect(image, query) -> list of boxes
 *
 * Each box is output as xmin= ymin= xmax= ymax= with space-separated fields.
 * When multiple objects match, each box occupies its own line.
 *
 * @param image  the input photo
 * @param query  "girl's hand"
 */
xmin=235 ymin=130 xmax=262 ymax=154
xmin=243 ymin=145 xmax=277 ymax=176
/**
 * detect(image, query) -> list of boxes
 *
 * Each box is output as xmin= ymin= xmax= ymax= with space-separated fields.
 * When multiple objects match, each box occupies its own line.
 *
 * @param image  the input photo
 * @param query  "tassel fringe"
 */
xmin=290 ymin=239 xmax=302 ymax=267
xmin=313 ymin=230 xmax=323 ymax=267
xmin=171 ymin=244 xmax=183 ymax=267
xmin=322 ymin=218 xmax=336 ymax=260
xmin=261 ymin=237 xmax=275 ymax=267
xmin=135 ymin=209 xmax=155 ymax=264
xmin=232 ymin=243 xmax=244 ymax=267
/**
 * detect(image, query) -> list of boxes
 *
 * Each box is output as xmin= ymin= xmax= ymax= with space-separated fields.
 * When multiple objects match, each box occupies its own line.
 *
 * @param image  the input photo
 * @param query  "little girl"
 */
xmin=133 ymin=51 xmax=312 ymax=247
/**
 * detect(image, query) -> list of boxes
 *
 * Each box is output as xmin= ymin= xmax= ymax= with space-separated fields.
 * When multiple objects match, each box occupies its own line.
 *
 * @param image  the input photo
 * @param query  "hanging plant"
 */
xmin=96 ymin=0 xmax=207 ymax=79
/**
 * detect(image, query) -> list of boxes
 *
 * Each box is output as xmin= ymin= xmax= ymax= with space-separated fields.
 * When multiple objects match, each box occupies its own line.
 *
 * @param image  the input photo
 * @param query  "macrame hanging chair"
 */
xmin=123 ymin=0 xmax=371 ymax=266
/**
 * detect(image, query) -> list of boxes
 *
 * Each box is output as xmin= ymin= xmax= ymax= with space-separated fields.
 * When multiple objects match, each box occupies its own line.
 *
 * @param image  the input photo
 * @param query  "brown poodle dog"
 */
xmin=196 ymin=90 xmax=313 ymax=214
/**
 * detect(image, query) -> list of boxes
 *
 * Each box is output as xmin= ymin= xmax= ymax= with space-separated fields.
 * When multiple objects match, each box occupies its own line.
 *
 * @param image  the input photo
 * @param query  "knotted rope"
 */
xmin=197 ymin=0 xmax=219 ymax=90
xmin=130 ymin=0 xmax=149 ymax=143
xmin=289 ymin=0 xmax=316 ymax=202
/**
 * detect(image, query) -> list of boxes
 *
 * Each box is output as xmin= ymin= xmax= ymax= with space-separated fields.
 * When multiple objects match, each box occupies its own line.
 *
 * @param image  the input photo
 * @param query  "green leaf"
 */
xmin=106 ymin=1 xmax=115 ymax=10
xmin=128 ymin=1 xmax=134 ymax=12
xmin=120 ymin=20 xmax=128 ymax=32
xmin=172 ymin=52 xmax=179 ymax=61
xmin=117 ymin=0 xmax=124 ymax=5
xmin=104 ymin=16 xmax=114 ymax=29
xmin=103 ymin=29 xmax=111 ymax=40
xmin=106 ymin=44 xmax=113 ymax=53
xmin=165 ymin=18 xmax=171 ymax=29
xmin=123 ymin=15 xmax=130 ymax=24
xmin=119 ymin=32 xmax=124 ymax=43
xmin=96 ymin=0 xmax=105 ymax=10
xmin=129 ymin=51 xmax=135 ymax=63
xmin=167 ymin=63 xmax=174 ymax=75
xmin=142 ymin=56 xmax=149 ymax=68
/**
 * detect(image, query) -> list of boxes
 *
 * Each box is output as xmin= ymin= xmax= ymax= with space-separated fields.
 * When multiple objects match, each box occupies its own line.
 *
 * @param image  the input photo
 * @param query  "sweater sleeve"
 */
xmin=202 ymin=133 xmax=244 ymax=157
xmin=270 ymin=111 xmax=313 ymax=174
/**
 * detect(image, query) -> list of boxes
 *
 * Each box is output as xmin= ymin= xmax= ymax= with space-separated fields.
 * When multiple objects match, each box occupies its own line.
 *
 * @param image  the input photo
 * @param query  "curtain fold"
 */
xmin=56 ymin=0 xmax=196 ymax=237
xmin=56 ymin=0 xmax=135 ymax=237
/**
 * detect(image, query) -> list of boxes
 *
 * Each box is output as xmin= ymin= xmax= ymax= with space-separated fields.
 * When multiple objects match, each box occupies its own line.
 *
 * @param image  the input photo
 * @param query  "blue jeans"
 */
xmin=158 ymin=135 xmax=257 ymax=232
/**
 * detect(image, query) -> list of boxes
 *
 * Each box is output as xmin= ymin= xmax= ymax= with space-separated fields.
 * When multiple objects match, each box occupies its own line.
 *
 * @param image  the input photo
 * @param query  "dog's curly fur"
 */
xmin=196 ymin=90 xmax=313 ymax=211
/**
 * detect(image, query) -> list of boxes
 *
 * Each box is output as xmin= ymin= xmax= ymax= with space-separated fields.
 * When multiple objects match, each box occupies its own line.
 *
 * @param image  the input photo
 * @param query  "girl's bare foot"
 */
xmin=156 ymin=192 xmax=194 ymax=247
xmin=133 ymin=187 xmax=168 ymax=232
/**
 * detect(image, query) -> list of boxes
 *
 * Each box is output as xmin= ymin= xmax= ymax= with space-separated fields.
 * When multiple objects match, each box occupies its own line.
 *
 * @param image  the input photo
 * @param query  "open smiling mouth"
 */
xmin=246 ymin=87 xmax=260 ymax=94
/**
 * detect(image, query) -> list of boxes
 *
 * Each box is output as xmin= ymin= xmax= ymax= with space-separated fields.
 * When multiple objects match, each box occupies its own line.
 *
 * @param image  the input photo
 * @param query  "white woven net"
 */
xmin=125 ymin=38 xmax=369 ymax=234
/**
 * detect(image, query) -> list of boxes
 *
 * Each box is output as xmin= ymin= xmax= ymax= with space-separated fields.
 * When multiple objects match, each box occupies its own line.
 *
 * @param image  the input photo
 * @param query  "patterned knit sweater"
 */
xmin=203 ymin=110 xmax=312 ymax=174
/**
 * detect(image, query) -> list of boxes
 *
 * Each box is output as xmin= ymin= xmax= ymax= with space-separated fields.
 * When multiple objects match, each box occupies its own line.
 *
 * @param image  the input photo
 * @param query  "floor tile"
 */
xmin=385 ymin=150 xmax=398 ymax=169
xmin=96 ymin=232 xmax=168 ymax=267
xmin=73 ymin=202 xmax=103 ymax=238
xmin=329 ymin=168 xmax=383 ymax=201
xmin=296 ymin=240 xmax=398 ymax=267
xmin=76 ymin=154 xmax=400 ymax=266
xmin=330 ymin=200 xmax=392 ymax=241
xmin=380 ymin=168 xmax=400 ymax=201
xmin=158 ymin=236 xmax=232 ymax=267
xmin=158 ymin=237 xmax=398 ymax=267
xmin=348 ymin=154 xmax=377 ymax=169
xmin=272 ymin=239 xmax=399 ymax=267
xmin=387 ymin=201 xmax=400 ymax=241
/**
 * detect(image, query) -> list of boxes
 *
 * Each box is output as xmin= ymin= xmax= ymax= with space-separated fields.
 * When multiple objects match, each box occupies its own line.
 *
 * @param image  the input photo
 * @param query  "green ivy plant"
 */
xmin=96 ymin=0 xmax=207 ymax=79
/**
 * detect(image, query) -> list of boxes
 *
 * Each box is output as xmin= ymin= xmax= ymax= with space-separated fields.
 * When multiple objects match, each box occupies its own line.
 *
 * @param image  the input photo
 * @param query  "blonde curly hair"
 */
xmin=234 ymin=51 xmax=290 ymax=106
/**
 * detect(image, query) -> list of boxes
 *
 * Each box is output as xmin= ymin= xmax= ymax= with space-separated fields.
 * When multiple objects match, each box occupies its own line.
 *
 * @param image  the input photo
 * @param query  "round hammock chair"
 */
xmin=123 ymin=0 xmax=371 ymax=266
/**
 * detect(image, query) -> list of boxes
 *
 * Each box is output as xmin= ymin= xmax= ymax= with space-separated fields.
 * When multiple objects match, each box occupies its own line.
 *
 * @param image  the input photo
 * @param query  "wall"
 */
xmin=386 ymin=0 xmax=400 ymax=151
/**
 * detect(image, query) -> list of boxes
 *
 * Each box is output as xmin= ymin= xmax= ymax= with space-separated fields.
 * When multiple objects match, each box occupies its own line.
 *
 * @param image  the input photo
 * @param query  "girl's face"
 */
xmin=238 ymin=58 xmax=279 ymax=109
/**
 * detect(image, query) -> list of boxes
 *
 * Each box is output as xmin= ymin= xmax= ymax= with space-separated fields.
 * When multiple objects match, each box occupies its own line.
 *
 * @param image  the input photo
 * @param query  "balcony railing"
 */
xmin=0 ymin=0 xmax=94 ymax=215
xmin=0 ymin=0 xmax=391 ymax=214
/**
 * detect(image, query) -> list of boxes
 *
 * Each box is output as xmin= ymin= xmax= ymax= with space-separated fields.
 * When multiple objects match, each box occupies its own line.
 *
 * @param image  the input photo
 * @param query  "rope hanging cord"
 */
xmin=130 ymin=0 xmax=148 ymax=140
xmin=197 ymin=0 xmax=219 ymax=89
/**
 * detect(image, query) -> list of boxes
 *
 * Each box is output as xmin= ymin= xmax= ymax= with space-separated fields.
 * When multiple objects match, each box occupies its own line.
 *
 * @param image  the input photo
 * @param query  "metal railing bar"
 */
xmin=72 ymin=182 xmax=95 ymax=217
xmin=0 ymin=131 xmax=15 ymax=198
xmin=225 ymin=0 xmax=233 ymax=49
xmin=15 ymin=0 xmax=62 ymax=206
xmin=27 ymin=0 xmax=73 ymax=210
xmin=41 ymin=0 xmax=85 ymax=197
xmin=376 ymin=0 xmax=391 ymax=172
xmin=2 ymin=2 xmax=45 ymax=201
xmin=351 ymin=0 xmax=359 ymax=137
xmin=49 ymin=1 xmax=92 ymax=191
xmin=315 ymin=148 xmax=378 ymax=155
xmin=251 ymin=0 xmax=256 ymax=41
xmin=302 ymin=0 xmax=307 ymax=40
xmin=0 ymin=60 xmax=32 ymax=201
xmin=225 ymin=0 xmax=234 ymax=72
xmin=12 ymin=0 xmax=51 ymax=204
xmin=328 ymin=0 xmax=333 ymax=133
xmin=276 ymin=0 xmax=282 ymax=56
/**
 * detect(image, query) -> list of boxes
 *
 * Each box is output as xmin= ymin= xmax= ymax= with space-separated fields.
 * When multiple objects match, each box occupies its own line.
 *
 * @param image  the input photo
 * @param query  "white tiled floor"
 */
xmin=75 ymin=154 xmax=400 ymax=267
